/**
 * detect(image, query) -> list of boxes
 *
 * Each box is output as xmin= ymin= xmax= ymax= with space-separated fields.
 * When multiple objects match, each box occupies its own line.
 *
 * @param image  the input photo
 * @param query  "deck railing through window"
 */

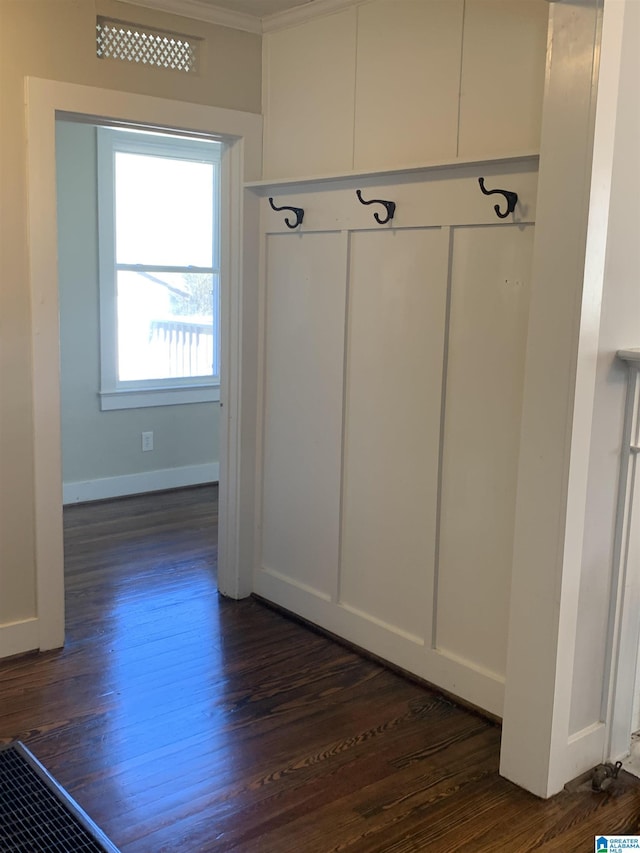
xmin=149 ymin=318 xmax=216 ymax=379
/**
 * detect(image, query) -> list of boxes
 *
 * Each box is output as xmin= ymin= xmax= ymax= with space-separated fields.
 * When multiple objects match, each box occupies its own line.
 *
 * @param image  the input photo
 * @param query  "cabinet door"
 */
xmin=260 ymin=232 xmax=348 ymax=599
xmin=340 ymin=228 xmax=449 ymax=640
xmin=353 ymin=0 xmax=463 ymax=171
xmin=458 ymin=0 xmax=548 ymax=158
xmin=263 ymin=10 xmax=357 ymax=180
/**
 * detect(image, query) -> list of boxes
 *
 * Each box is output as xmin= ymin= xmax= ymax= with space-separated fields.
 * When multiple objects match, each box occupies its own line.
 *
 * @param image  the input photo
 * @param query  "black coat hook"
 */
xmin=269 ymin=197 xmax=304 ymax=229
xmin=478 ymin=177 xmax=518 ymax=219
xmin=356 ymin=189 xmax=396 ymax=225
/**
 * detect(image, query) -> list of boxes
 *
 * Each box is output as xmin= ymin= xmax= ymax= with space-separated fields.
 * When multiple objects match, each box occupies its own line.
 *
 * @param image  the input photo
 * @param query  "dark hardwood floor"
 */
xmin=1 ymin=485 xmax=639 ymax=851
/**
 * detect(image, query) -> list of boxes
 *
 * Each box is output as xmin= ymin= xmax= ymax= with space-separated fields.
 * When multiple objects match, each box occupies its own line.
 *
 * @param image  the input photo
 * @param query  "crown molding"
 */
xmin=123 ymin=0 xmax=262 ymax=33
xmin=262 ymin=0 xmax=369 ymax=32
xmin=124 ymin=0 xmax=368 ymax=34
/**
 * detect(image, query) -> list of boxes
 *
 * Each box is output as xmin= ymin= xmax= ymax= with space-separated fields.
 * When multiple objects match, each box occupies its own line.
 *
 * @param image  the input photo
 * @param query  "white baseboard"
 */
xmin=254 ymin=566 xmax=505 ymax=718
xmin=63 ymin=462 xmax=219 ymax=505
xmin=0 ymin=617 xmax=39 ymax=659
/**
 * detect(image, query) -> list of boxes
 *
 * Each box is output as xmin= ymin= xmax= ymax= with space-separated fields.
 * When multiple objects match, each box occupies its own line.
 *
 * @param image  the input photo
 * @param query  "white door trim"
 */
xmin=499 ymin=0 xmax=604 ymax=797
xmin=25 ymin=78 xmax=261 ymax=650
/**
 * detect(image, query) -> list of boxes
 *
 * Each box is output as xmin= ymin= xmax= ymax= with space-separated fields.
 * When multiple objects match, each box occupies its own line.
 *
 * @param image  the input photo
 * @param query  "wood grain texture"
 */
xmin=0 ymin=486 xmax=638 ymax=851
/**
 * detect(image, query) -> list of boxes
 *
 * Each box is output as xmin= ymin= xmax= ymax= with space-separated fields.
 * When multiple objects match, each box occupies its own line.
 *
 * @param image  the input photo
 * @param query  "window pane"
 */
xmin=117 ymin=271 xmax=218 ymax=382
xmin=115 ymin=152 xmax=215 ymax=267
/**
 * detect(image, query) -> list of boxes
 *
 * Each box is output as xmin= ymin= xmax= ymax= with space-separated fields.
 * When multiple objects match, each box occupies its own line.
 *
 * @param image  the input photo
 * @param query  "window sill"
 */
xmin=99 ymin=384 xmax=220 ymax=411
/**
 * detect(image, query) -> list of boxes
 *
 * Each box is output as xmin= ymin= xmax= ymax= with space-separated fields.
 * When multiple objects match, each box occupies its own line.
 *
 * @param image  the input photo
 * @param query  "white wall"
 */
xmin=569 ymin=0 xmax=640 ymax=738
xmin=499 ymin=0 xmax=604 ymax=797
xmin=56 ymin=120 xmax=218 ymax=502
xmin=0 ymin=0 xmax=260 ymax=654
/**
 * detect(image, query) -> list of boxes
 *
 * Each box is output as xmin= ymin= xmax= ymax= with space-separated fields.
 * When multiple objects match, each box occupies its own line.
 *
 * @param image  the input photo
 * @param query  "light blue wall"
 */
xmin=56 ymin=119 xmax=219 ymax=495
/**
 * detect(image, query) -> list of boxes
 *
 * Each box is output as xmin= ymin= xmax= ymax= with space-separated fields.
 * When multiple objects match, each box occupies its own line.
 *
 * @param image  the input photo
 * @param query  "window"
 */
xmin=97 ymin=127 xmax=222 ymax=409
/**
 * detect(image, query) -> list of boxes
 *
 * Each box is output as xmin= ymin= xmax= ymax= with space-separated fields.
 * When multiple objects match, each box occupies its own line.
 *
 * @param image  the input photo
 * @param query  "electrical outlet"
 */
xmin=141 ymin=431 xmax=154 ymax=452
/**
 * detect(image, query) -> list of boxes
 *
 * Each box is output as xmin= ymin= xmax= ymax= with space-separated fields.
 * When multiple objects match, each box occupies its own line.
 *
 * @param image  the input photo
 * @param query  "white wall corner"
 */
xmin=499 ymin=0 xmax=603 ymax=798
xmin=598 ymin=0 xmax=640 ymax=766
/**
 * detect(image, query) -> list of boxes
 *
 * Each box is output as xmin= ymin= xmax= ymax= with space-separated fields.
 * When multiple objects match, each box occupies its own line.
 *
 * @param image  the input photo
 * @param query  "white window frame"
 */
xmin=97 ymin=127 xmax=222 ymax=410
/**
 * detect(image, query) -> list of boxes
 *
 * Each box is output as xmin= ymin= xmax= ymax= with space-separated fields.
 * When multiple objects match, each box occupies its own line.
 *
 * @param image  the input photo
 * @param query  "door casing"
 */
xmin=25 ymin=77 xmax=262 ymax=650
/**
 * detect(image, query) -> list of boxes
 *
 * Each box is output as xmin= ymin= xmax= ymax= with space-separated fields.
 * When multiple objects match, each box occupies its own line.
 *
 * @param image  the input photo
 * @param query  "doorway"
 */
xmin=56 ymin=120 xmax=222 ymax=509
xmin=26 ymin=78 xmax=261 ymax=651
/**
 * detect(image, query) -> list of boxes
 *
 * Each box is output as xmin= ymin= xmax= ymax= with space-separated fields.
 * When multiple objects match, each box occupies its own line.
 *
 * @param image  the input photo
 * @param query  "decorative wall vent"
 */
xmin=96 ymin=17 xmax=200 ymax=73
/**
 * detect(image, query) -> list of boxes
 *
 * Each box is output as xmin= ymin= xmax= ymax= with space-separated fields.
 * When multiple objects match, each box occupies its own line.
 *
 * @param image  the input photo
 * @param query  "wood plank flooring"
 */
xmin=1 ymin=485 xmax=639 ymax=851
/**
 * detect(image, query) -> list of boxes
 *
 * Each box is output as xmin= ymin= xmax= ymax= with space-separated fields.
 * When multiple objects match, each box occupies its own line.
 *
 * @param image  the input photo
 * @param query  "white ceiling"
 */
xmin=126 ymin=0 xmax=336 ymax=32
xmin=203 ymin=0 xmax=314 ymax=16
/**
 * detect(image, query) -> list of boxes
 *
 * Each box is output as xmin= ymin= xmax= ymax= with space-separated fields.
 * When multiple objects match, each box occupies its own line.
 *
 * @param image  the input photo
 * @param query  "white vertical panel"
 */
xmin=263 ymin=10 xmax=357 ymax=179
xmin=458 ymin=0 xmax=548 ymax=158
xmin=261 ymin=232 xmax=347 ymax=598
xmin=436 ymin=224 xmax=534 ymax=676
xmin=353 ymin=0 xmax=463 ymax=171
xmin=340 ymin=228 xmax=449 ymax=640
xmin=633 ymin=652 xmax=640 ymax=734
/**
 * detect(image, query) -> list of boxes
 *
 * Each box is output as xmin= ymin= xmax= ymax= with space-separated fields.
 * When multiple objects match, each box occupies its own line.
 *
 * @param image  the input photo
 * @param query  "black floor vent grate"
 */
xmin=0 ymin=741 xmax=120 ymax=852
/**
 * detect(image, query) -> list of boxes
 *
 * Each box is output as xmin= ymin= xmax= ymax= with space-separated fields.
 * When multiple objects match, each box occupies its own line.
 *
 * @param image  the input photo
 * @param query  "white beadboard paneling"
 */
xmin=260 ymin=232 xmax=347 ymax=598
xmin=458 ymin=0 xmax=548 ymax=158
xmin=262 ymin=9 xmax=357 ymax=179
xmin=353 ymin=0 xmax=463 ymax=171
xmin=436 ymin=224 xmax=534 ymax=677
xmin=255 ymin=164 xmax=537 ymax=717
xmin=340 ymin=228 xmax=449 ymax=640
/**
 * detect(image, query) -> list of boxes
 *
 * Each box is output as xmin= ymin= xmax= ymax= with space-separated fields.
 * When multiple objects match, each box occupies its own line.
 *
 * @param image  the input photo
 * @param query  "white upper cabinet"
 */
xmin=353 ymin=0 xmax=463 ymax=170
xmin=458 ymin=0 xmax=548 ymax=158
xmin=262 ymin=9 xmax=357 ymax=179
xmin=261 ymin=0 xmax=549 ymax=180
